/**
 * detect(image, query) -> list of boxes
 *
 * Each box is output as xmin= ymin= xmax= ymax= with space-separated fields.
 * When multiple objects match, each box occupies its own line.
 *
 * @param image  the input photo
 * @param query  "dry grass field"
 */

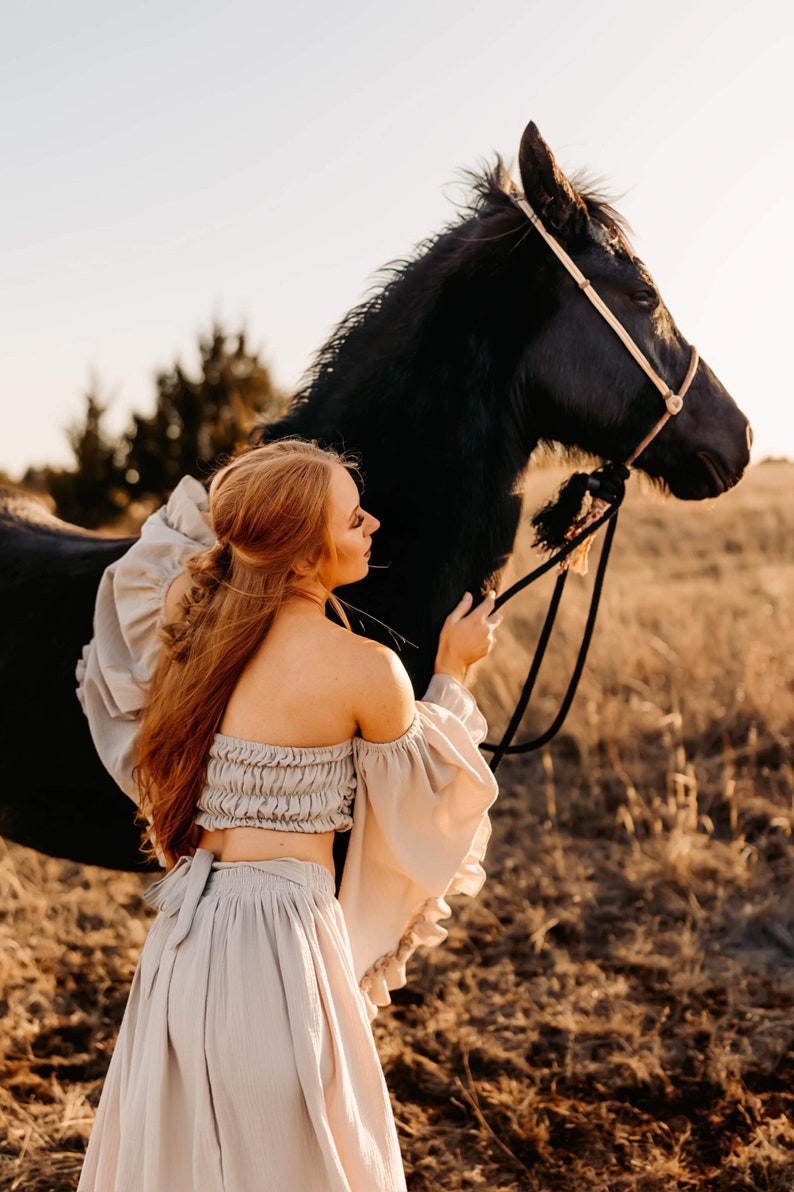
xmin=1 ymin=459 xmax=793 ymax=1191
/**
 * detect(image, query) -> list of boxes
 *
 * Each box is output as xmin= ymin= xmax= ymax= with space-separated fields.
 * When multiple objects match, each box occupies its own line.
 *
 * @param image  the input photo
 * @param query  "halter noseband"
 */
xmin=510 ymin=190 xmax=700 ymax=465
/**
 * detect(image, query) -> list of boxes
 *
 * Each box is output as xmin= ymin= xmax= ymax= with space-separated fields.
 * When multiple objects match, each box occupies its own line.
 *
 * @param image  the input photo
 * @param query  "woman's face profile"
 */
xmin=322 ymin=465 xmax=380 ymax=589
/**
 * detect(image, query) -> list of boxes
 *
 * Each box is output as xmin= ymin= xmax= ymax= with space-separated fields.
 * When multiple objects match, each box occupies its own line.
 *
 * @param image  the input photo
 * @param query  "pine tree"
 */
xmin=42 ymin=323 xmax=286 ymax=525
xmin=45 ymin=384 xmax=124 ymax=527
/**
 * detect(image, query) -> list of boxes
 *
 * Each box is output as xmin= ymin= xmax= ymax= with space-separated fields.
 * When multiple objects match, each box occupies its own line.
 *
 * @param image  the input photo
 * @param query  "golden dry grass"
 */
xmin=2 ymin=460 xmax=794 ymax=1190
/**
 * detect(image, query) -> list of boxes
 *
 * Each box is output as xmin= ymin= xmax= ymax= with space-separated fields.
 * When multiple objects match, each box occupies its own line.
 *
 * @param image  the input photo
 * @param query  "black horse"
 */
xmin=0 ymin=122 xmax=751 ymax=871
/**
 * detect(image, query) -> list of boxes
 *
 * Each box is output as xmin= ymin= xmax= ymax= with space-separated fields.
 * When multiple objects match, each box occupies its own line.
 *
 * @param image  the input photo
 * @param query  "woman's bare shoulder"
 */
xmin=339 ymin=634 xmax=416 ymax=743
xmin=327 ymin=625 xmax=403 ymax=677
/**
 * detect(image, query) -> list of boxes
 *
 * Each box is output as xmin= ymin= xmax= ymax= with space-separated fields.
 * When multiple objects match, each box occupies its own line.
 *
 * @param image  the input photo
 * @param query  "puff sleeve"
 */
xmin=339 ymin=679 xmax=498 ymax=1019
xmin=75 ymin=476 xmax=214 ymax=801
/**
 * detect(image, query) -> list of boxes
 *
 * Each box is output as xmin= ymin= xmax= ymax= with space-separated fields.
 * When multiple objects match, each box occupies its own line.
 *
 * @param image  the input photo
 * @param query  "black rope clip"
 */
xmin=585 ymin=462 xmax=629 ymax=503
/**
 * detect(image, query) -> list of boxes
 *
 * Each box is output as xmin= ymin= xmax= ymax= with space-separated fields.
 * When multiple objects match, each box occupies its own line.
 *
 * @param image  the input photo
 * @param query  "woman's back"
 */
xmin=165 ymin=568 xmax=412 ymax=753
xmin=219 ymin=603 xmax=369 ymax=748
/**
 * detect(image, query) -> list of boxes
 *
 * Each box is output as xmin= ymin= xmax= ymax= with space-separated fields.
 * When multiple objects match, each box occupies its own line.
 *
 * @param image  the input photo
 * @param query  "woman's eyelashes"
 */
xmin=353 ymin=513 xmax=364 ymax=528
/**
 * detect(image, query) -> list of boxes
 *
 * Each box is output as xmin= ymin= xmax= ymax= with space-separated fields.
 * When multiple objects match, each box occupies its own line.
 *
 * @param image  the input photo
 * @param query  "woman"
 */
xmin=77 ymin=439 xmax=500 ymax=1192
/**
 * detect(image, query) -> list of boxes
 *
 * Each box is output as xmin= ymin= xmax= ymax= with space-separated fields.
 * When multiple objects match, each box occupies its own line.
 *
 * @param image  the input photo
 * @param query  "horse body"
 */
xmin=0 ymin=122 xmax=751 ymax=870
xmin=0 ymin=505 xmax=140 ymax=864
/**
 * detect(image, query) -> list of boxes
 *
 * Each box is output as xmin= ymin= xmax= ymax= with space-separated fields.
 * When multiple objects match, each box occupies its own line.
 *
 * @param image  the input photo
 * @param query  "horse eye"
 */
xmin=631 ymin=288 xmax=658 ymax=311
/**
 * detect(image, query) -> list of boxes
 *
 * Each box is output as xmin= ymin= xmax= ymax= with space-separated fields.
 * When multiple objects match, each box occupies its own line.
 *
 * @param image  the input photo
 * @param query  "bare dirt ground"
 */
xmin=2 ymin=460 xmax=793 ymax=1191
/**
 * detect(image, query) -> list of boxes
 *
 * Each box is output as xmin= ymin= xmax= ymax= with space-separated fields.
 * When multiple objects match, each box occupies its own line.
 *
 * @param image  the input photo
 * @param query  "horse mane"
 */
xmin=277 ymin=160 xmax=632 ymax=425
xmin=280 ymin=159 xmax=518 ymax=417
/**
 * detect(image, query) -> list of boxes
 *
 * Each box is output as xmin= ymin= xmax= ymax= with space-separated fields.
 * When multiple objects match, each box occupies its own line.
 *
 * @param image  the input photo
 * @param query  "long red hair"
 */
xmin=135 ymin=439 xmax=355 ymax=867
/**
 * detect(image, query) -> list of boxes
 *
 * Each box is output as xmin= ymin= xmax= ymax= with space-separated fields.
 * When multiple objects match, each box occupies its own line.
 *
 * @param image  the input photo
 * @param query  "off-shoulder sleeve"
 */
xmin=339 ymin=692 xmax=498 ymax=1019
xmin=420 ymin=672 xmax=488 ymax=744
xmin=75 ymin=476 xmax=215 ymax=801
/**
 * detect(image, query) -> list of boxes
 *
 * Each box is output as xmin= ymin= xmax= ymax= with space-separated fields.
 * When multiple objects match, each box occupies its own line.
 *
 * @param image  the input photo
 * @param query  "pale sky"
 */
xmin=2 ymin=0 xmax=792 ymax=476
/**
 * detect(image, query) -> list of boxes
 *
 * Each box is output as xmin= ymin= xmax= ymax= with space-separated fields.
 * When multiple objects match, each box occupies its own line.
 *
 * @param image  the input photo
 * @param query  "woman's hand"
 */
xmin=434 ymin=591 xmax=503 ymax=685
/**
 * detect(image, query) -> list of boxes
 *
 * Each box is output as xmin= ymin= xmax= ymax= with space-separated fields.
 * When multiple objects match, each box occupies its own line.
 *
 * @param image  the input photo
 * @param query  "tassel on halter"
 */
xmin=530 ymin=463 xmax=629 ymax=574
xmin=530 ymin=471 xmax=592 ymax=553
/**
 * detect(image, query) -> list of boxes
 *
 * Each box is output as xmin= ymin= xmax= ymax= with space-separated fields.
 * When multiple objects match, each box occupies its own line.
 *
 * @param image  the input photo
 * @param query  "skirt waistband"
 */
xmin=141 ymin=849 xmax=335 ymax=997
xmin=210 ymin=856 xmax=335 ymax=894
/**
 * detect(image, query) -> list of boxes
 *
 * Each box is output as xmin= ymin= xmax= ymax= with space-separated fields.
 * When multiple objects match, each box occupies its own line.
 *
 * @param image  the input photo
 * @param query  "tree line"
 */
xmin=21 ymin=324 xmax=285 ymax=529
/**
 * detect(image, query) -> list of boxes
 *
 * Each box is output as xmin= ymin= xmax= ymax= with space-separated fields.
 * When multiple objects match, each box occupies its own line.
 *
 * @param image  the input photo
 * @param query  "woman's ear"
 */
xmin=292 ymin=551 xmax=322 ymax=580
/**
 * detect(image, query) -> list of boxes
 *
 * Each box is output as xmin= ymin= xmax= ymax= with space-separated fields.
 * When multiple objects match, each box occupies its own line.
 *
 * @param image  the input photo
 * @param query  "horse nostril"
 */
xmin=746 ymin=423 xmax=754 ymax=451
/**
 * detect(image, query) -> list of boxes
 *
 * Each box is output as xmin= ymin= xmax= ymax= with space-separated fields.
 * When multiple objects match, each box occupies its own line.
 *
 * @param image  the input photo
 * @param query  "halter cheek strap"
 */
xmin=510 ymin=190 xmax=699 ymax=463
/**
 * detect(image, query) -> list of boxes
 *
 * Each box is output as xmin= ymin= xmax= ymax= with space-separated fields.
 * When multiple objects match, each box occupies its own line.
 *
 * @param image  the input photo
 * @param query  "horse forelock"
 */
xmin=467 ymin=158 xmax=635 ymax=255
xmin=569 ymin=171 xmax=636 ymax=257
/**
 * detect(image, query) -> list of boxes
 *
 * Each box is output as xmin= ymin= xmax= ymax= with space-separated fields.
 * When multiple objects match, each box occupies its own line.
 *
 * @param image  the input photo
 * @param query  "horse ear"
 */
xmin=518 ymin=122 xmax=587 ymax=236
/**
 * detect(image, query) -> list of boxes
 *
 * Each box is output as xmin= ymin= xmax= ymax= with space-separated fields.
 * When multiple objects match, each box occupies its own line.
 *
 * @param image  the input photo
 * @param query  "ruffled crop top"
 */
xmin=76 ymin=475 xmax=500 ymax=1019
xmin=195 ymin=731 xmax=357 ymax=834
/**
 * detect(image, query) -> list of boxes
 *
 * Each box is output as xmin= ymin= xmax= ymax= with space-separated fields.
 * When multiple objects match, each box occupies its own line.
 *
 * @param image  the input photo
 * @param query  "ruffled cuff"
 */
xmin=356 ymin=812 xmax=492 ymax=1020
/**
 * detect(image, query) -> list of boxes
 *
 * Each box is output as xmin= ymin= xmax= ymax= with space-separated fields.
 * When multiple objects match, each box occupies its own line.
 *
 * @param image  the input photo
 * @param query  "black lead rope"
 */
xmin=481 ymin=485 xmax=623 ymax=774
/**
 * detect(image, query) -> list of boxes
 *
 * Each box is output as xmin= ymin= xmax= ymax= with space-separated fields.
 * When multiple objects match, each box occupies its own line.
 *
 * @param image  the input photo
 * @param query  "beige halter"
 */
xmin=510 ymin=190 xmax=699 ymax=465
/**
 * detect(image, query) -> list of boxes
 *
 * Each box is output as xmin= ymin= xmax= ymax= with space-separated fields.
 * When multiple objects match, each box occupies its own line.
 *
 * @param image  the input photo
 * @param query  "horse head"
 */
xmin=508 ymin=121 xmax=751 ymax=499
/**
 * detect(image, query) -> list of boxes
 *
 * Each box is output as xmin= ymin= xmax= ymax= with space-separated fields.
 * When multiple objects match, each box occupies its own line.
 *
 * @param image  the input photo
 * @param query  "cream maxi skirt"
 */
xmin=77 ymin=849 xmax=406 ymax=1192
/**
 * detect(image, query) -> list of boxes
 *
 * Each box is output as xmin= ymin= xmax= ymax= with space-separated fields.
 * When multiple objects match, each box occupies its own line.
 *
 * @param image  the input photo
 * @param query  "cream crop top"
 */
xmin=195 ymin=730 xmax=358 ymax=834
xmin=76 ymin=476 xmax=499 ymax=1019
